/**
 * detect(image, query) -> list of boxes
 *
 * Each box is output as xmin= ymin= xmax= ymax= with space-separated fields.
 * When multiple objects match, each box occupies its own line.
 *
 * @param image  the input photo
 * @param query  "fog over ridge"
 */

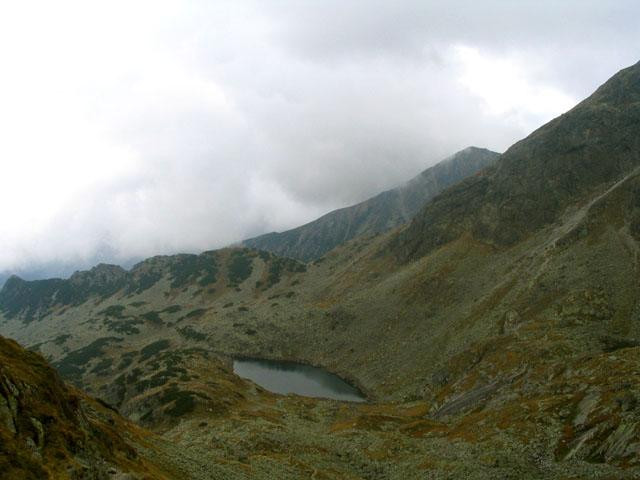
xmin=1 ymin=0 xmax=638 ymax=277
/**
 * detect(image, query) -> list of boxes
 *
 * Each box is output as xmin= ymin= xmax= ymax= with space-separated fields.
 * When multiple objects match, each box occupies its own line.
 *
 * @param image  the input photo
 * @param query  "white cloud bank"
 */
xmin=0 ymin=0 xmax=638 ymax=273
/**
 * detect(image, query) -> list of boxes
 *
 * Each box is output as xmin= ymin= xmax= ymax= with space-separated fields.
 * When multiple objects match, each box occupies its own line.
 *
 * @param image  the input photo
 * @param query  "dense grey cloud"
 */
xmin=0 ymin=1 xmax=638 ymax=276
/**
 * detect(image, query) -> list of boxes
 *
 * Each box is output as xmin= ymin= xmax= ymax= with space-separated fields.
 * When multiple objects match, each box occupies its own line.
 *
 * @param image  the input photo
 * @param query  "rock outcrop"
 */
xmin=0 ymin=335 xmax=152 ymax=479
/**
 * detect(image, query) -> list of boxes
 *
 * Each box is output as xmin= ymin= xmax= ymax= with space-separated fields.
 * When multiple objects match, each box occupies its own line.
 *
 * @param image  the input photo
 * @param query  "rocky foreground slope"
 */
xmin=243 ymin=146 xmax=499 ymax=262
xmin=0 ymin=334 xmax=162 ymax=479
xmin=1 ymin=61 xmax=640 ymax=478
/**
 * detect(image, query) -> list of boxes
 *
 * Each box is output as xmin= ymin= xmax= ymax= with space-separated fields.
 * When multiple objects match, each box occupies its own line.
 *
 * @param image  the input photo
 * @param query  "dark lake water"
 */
xmin=233 ymin=358 xmax=366 ymax=402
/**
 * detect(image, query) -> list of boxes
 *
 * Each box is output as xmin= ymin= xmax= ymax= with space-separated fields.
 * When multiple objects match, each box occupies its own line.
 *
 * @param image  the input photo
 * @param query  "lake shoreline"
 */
xmin=233 ymin=357 xmax=367 ymax=403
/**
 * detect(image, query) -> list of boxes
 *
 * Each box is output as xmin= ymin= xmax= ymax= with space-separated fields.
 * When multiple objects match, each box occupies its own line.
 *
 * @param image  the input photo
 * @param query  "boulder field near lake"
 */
xmin=1 ymin=61 xmax=640 ymax=479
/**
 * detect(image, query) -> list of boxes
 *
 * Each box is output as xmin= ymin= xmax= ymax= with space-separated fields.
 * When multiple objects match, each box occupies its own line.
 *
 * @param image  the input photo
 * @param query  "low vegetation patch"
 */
xmin=177 ymin=308 xmax=207 ymax=322
xmin=227 ymin=249 xmax=253 ymax=285
xmin=168 ymin=253 xmax=219 ymax=289
xmin=117 ymin=351 xmax=137 ymax=370
xmin=178 ymin=326 xmax=208 ymax=341
xmin=91 ymin=357 xmax=113 ymax=376
xmin=263 ymin=257 xmax=307 ymax=289
xmin=141 ymin=311 xmax=163 ymax=325
xmin=53 ymin=334 xmax=72 ymax=345
xmin=159 ymin=385 xmax=211 ymax=418
xmin=99 ymin=304 xmax=127 ymax=318
xmin=161 ymin=386 xmax=196 ymax=417
xmin=125 ymin=270 xmax=163 ymax=295
xmin=103 ymin=317 xmax=144 ymax=335
xmin=54 ymin=337 xmax=122 ymax=381
xmin=161 ymin=304 xmax=182 ymax=313
xmin=139 ymin=339 xmax=171 ymax=361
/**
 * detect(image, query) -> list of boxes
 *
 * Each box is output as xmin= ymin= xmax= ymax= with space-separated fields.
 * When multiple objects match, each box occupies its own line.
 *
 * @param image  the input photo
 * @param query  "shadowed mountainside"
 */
xmin=392 ymin=60 xmax=640 ymax=259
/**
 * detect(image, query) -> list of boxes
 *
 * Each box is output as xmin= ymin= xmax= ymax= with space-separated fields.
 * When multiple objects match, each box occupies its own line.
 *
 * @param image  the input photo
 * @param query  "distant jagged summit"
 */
xmin=0 ymin=248 xmax=306 ymax=323
xmin=393 ymin=61 xmax=640 ymax=260
xmin=243 ymin=146 xmax=500 ymax=261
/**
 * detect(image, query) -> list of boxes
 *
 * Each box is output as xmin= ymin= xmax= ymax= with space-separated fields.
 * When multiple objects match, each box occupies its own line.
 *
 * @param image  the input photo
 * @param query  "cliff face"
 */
xmin=244 ymin=146 xmax=499 ymax=261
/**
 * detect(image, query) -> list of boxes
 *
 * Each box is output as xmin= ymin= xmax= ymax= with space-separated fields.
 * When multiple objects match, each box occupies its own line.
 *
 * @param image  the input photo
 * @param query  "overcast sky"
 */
xmin=0 ymin=1 xmax=638 ymax=275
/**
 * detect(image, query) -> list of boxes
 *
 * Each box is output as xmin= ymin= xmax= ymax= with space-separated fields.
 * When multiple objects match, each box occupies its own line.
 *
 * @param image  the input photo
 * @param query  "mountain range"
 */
xmin=243 ymin=146 xmax=499 ymax=261
xmin=1 ymin=61 xmax=640 ymax=479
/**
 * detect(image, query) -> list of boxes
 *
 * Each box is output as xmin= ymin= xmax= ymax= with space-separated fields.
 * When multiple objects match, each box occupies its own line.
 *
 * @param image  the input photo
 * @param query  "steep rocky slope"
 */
xmin=0 ymin=334 xmax=162 ymax=479
xmin=393 ymin=60 xmax=640 ymax=258
xmin=243 ymin=146 xmax=499 ymax=261
xmin=1 ymin=62 xmax=640 ymax=478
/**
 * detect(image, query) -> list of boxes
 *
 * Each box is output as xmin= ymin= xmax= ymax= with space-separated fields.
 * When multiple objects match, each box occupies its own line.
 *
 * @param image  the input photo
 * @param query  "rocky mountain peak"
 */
xmin=393 ymin=60 xmax=640 ymax=260
xmin=1 ymin=275 xmax=26 ymax=292
xmin=586 ymin=59 xmax=640 ymax=106
xmin=244 ymin=146 xmax=499 ymax=261
xmin=69 ymin=263 xmax=128 ymax=286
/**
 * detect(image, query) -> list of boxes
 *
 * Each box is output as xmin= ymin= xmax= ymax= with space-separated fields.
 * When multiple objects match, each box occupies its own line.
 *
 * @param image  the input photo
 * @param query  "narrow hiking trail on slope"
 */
xmin=525 ymin=165 xmax=640 ymax=290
